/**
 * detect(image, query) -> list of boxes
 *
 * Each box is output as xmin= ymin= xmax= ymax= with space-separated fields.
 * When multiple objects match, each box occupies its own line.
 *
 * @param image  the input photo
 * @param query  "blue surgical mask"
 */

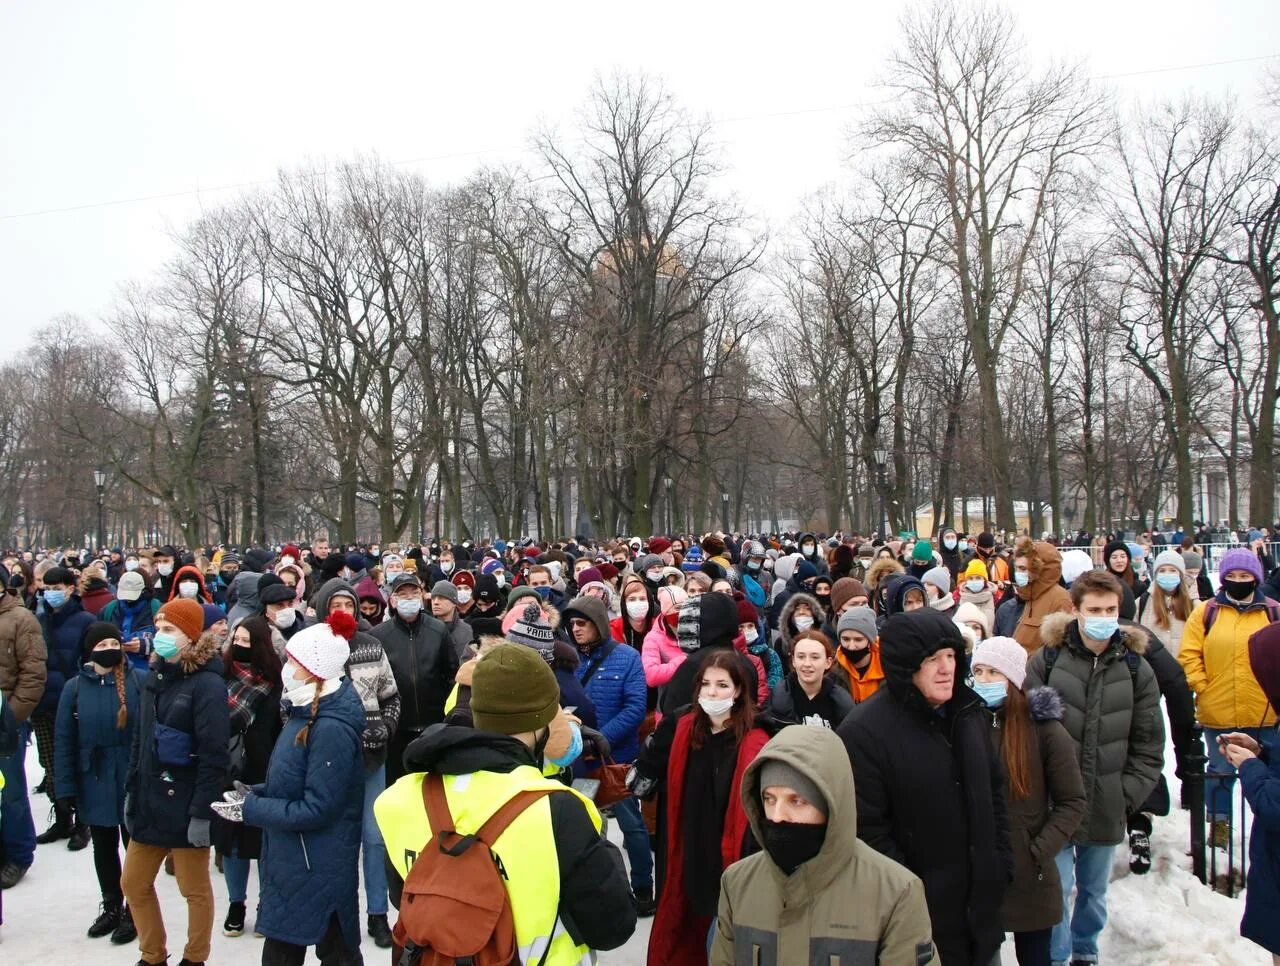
xmin=535 ymin=586 xmax=552 ymax=600
xmin=43 ymin=589 xmax=67 ymax=609
xmin=1082 ymin=617 xmax=1119 ymax=642
xmin=1155 ymin=573 xmax=1182 ymax=593
xmin=1014 ymin=572 xmax=1030 ymax=588
xmin=974 ymin=680 xmax=1007 ymax=708
xmin=152 ymin=632 xmax=180 ymax=659
xmin=546 ymin=721 xmax=583 ymax=769
xmin=943 ymin=537 xmax=957 ymax=550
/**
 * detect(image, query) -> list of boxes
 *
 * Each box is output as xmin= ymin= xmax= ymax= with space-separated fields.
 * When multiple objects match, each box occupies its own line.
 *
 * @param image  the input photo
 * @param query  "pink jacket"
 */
xmin=642 ymin=620 xmax=687 ymax=688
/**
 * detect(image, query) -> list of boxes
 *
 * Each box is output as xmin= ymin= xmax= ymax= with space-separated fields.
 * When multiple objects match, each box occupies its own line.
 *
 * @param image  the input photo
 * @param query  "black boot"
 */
xmin=223 ymin=900 xmax=246 ymax=937
xmin=111 ymin=905 xmax=138 ymax=945
xmin=68 ymin=821 xmax=91 ymax=852
xmin=88 ymin=901 xmax=122 ymax=938
xmin=632 ymin=886 xmax=657 ymax=917
xmin=368 ymin=913 xmax=393 ymax=948
xmin=36 ymin=803 xmax=72 ymax=844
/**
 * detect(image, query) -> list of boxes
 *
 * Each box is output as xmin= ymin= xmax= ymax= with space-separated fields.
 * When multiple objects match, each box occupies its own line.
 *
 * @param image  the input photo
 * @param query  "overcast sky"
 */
xmin=1 ymin=0 xmax=1274 ymax=361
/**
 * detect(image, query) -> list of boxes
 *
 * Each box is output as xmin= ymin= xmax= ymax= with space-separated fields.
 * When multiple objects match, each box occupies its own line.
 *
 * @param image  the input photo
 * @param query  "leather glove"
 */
xmin=211 ymin=800 xmax=245 ymax=823
xmin=580 ymin=725 xmax=611 ymax=761
xmin=187 ymin=817 xmax=212 ymax=847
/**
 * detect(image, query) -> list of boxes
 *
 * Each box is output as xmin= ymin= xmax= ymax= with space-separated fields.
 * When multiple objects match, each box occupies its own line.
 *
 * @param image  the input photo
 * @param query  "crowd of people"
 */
xmin=0 ymin=525 xmax=1278 ymax=965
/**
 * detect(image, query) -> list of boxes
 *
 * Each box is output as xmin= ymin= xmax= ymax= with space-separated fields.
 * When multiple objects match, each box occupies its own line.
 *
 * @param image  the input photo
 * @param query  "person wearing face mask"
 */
xmin=213 ymin=612 xmax=368 ymax=965
xmin=210 ymin=616 xmax=283 ymax=939
xmin=810 ymin=575 xmax=833 ymax=618
xmin=425 ymin=548 xmax=457 ymax=586
xmin=210 ymin=551 xmax=240 ymax=608
xmin=737 ymin=597 xmax=781 ymax=693
xmin=466 ymin=571 xmax=507 ymax=626
xmin=907 ymin=540 xmax=936 ymax=582
xmin=375 ymin=642 xmax=637 ymax=964
xmin=450 ymin=569 xmax=477 ymax=621
xmin=970 ymin=636 xmax=1084 ymax=966
xmin=993 ymin=539 xmax=1074 ymax=655
xmin=711 ymin=726 xmax=938 ymax=966
xmin=611 ymin=575 xmax=654 ymax=649
xmin=641 ymin=584 xmax=690 ymax=710
xmin=354 ymin=574 xmax=386 ymax=625
xmin=839 ymin=609 xmax=1012 ymax=966
xmin=429 ymin=580 xmax=474 ymax=661
xmin=773 ymin=587 xmax=826 ymax=672
xmin=100 ymin=570 xmax=162 ymax=672
xmin=971 ymin=532 xmax=1012 ymax=597
xmin=310 ymin=576 xmax=401 ymax=948
xmin=767 ymin=630 xmax=853 ymax=730
xmin=936 ymin=527 xmax=965 ymax=582
xmin=150 ymin=546 xmax=179 ymax=600
xmin=658 ymin=591 xmax=761 ymax=721
xmin=831 ymin=606 xmax=885 ymax=705
xmin=1024 ymin=571 xmax=1164 ymax=966
xmin=261 ymin=574 xmax=308 ymax=642
xmin=738 ymin=540 xmax=769 ymax=609
xmin=32 ymin=565 xmax=96 ymax=847
xmin=1178 ymin=547 xmax=1280 ymax=846
xmin=165 ymin=564 xmax=212 ymax=605
xmin=795 ymin=532 xmax=829 ymax=576
xmin=638 ymin=651 xmax=772 ymax=966
xmin=53 ymin=622 xmax=144 ymax=944
xmin=121 ymin=598 xmax=230 ymax=966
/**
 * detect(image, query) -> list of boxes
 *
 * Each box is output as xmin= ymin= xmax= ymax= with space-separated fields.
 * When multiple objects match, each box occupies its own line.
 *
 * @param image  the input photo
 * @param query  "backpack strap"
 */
xmin=1042 ymin=645 xmax=1060 ymax=685
xmin=419 ymin=773 xmax=559 ymax=855
xmin=1124 ymin=650 xmax=1141 ymax=690
xmin=1202 ymin=599 xmax=1220 ymax=634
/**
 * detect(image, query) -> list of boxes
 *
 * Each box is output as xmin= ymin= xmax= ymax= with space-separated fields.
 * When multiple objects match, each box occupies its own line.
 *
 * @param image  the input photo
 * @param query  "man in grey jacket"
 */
xmin=429 ymin=580 xmax=474 ymax=661
xmin=1024 ymin=570 xmax=1164 ymax=966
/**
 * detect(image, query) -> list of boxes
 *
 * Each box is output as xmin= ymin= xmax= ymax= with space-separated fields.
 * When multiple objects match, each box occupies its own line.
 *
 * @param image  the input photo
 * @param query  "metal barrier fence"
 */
xmin=1185 ymin=725 xmax=1249 ymax=897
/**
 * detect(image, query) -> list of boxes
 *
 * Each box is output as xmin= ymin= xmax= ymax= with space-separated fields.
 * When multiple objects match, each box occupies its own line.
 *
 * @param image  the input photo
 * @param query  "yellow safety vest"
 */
xmin=374 ymin=765 xmax=600 ymax=966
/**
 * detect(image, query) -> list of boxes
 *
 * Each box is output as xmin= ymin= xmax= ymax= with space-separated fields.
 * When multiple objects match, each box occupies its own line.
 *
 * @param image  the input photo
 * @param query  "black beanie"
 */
xmin=82 ymin=621 xmax=123 ymax=660
xmin=698 ymin=591 xmax=740 ymax=648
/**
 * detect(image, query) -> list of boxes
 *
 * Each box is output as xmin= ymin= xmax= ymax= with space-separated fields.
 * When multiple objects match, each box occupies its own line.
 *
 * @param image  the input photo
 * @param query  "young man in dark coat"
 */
xmin=838 ymin=608 xmax=1012 ymax=966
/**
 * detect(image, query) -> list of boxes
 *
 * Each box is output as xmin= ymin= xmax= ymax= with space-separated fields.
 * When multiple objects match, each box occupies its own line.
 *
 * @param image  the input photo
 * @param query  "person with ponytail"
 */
xmin=972 ymin=636 xmax=1085 ymax=966
xmin=54 ymin=621 xmax=143 ymax=944
xmin=212 ymin=615 xmax=283 ymax=939
xmin=212 ymin=611 xmax=366 ymax=965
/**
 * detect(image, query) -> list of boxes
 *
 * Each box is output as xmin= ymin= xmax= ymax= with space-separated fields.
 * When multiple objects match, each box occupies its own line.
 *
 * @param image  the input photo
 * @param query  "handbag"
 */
xmin=585 ymin=758 xmax=632 ymax=809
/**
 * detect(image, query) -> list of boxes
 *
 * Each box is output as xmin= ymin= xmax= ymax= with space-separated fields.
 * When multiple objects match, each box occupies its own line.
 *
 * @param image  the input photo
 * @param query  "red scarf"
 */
xmin=647 ymin=712 xmax=769 ymax=966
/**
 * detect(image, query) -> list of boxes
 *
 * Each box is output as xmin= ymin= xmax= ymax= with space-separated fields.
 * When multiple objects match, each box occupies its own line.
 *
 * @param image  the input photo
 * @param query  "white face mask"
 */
xmin=743 ymin=627 xmax=758 ymax=645
xmin=965 ymin=578 xmax=986 ymax=594
xmin=272 ymin=608 xmax=295 ymax=629
xmin=457 ymin=589 xmax=473 ymax=604
xmin=280 ymin=555 xmax=295 ymax=568
xmin=646 ymin=568 xmax=663 ymax=583
xmin=494 ymin=573 xmax=506 ymax=587
xmin=699 ymin=696 xmax=735 ymax=717
xmin=794 ymin=615 xmax=814 ymax=632
xmin=626 ymin=599 xmax=649 ymax=619
xmin=178 ymin=581 xmax=198 ymax=598
xmin=157 ymin=562 xmax=174 ymax=577
xmin=440 ymin=561 xmax=454 ymax=574
xmin=124 ymin=559 xmax=140 ymax=572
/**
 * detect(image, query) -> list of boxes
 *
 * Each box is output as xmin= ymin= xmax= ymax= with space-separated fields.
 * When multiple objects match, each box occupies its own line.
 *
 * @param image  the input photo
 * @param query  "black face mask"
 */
xmin=760 ymin=818 xmax=827 ymax=876
xmin=842 ymin=645 xmax=872 ymax=668
xmin=231 ymin=644 xmax=255 ymax=663
xmin=1223 ymin=578 xmax=1257 ymax=602
xmin=92 ymin=648 xmax=123 ymax=669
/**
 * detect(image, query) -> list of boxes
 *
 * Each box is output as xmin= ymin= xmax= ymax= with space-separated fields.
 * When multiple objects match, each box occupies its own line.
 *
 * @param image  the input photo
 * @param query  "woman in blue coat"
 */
xmin=54 ymin=621 xmax=142 ymax=944
xmin=1224 ymin=622 xmax=1280 ymax=961
xmin=214 ymin=612 xmax=366 ymax=965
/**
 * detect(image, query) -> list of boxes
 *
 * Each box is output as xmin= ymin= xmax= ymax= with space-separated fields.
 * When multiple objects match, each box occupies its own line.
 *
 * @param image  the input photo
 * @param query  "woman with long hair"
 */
xmin=612 ymin=576 xmax=655 ymax=649
xmin=212 ymin=615 xmax=284 ymax=938
xmin=1138 ymin=550 xmax=1194 ymax=656
xmin=971 ymin=637 xmax=1085 ymax=966
xmin=639 ymin=648 xmax=771 ymax=966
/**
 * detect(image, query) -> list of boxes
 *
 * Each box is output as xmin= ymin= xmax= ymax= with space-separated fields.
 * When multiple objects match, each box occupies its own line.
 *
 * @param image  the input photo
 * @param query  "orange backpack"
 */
xmin=392 ymin=774 xmax=559 ymax=966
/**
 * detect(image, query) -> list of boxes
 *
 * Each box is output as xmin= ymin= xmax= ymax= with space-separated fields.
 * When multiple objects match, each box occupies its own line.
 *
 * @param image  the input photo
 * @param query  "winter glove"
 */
xmin=221 ymin=786 xmax=249 ymax=808
xmin=233 ymin=779 xmax=254 ymax=799
xmin=187 ymin=817 xmax=211 ymax=847
xmin=580 ymin=725 xmax=611 ymax=761
xmin=211 ymin=800 xmax=245 ymax=823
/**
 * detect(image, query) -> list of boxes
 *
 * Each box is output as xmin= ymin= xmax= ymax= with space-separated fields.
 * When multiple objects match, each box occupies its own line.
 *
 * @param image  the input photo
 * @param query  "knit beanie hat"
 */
xmin=1153 ymin=550 xmax=1187 ymax=575
xmin=82 ymin=621 xmax=123 ymax=660
xmin=971 ymin=636 xmax=1028 ymax=690
xmin=502 ymin=601 xmax=556 ymax=664
xmin=953 ymin=601 xmax=993 ymax=638
xmin=1220 ymin=547 xmax=1264 ymax=583
xmin=471 ymin=643 xmax=561 ymax=735
xmin=480 ymin=558 xmax=504 ymax=577
xmin=451 ymin=570 xmax=476 ymax=590
xmin=836 ymin=606 xmax=878 ymax=644
xmin=576 ymin=566 xmax=603 ymax=588
xmin=156 ymin=598 xmax=204 ymax=645
xmin=1103 ymin=540 xmax=1130 ymax=567
xmin=117 ymin=571 xmax=147 ymax=602
xmin=963 ymin=559 xmax=988 ymax=581
xmin=912 ymin=541 xmax=935 ymax=564
xmin=286 ymin=612 xmax=357 ymax=681
xmin=648 ymin=537 xmax=672 ymax=556
xmin=474 ymin=573 xmax=501 ymax=604
xmin=735 ymin=597 xmax=758 ymax=627
xmin=922 ymin=566 xmax=951 ymax=594
xmin=202 ymin=603 xmax=226 ymax=630
xmin=1181 ymin=551 xmax=1204 ymax=571
xmin=656 ymin=584 xmax=688 ymax=617
xmin=759 ymin=760 xmax=828 ymax=817
xmin=430 ymin=580 xmax=458 ymax=603
xmin=829 ymin=577 xmax=866 ymax=614
xmin=1059 ymin=549 xmax=1094 ymax=587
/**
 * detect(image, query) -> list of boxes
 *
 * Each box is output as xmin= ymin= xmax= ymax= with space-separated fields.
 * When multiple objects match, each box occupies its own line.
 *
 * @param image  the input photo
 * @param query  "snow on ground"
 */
xmin=0 ymin=730 xmax=1270 ymax=964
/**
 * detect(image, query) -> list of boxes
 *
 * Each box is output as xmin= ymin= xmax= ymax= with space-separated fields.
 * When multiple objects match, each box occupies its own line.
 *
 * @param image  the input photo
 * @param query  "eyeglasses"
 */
xmin=568 ymin=618 xmax=593 ymax=628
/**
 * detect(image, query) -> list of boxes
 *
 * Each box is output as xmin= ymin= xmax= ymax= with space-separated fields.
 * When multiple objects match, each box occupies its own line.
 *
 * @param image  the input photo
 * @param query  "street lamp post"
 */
xmin=93 ymin=469 xmax=106 ymax=553
xmin=721 ymin=492 xmax=730 ymax=534
xmin=663 ymin=476 xmax=673 ymax=536
xmin=873 ymin=448 xmax=888 ymax=539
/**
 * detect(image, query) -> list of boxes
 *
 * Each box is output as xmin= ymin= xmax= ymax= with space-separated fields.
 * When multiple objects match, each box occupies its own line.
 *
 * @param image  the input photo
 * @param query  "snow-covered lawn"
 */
xmin=0 ymin=729 xmax=1269 ymax=964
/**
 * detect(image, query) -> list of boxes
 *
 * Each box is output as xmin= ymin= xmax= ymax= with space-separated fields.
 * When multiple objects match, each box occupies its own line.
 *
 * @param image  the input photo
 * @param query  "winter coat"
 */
xmin=711 ymin=726 xmax=938 ymax=966
xmin=54 ymin=663 xmax=143 ymax=826
xmin=1024 ymin=613 xmax=1165 ymax=846
xmin=441 ymin=615 xmax=473 ymax=662
xmin=766 ymin=673 xmax=854 ymax=729
xmin=243 ymin=679 xmax=366 ymax=950
xmin=765 ymin=558 xmax=804 ymax=630
xmin=838 ymin=675 xmax=1012 ymax=966
xmin=125 ymin=633 xmax=231 ymax=848
xmin=832 ymin=645 xmax=885 ymax=704
xmin=1009 ymin=539 xmax=1074 ymax=654
xmin=225 ymin=571 xmax=264 ymax=628
xmin=1138 ymin=590 xmax=1188 ymax=656
xmin=211 ymin=676 xmax=283 ymax=861
xmin=958 ymin=586 xmax=997 ymax=634
xmin=99 ymin=597 xmax=161 ymax=671
xmin=369 ymin=595 xmax=456 ymax=734
xmin=989 ymin=687 xmax=1085 ymax=933
xmin=746 ymin=634 xmax=783 ymax=693
xmin=864 ymin=557 xmax=904 ymax=615
xmin=641 ymin=619 xmax=686 ymax=689
xmin=565 ymin=597 xmax=647 ymax=763
xmin=1239 ymin=736 xmax=1280 ymax=953
xmin=36 ymin=595 xmax=95 ymax=714
xmin=0 ymin=592 xmax=45 ymax=723
xmin=79 ymin=581 xmax=115 ymax=616
xmin=1177 ymin=589 xmax=1279 ymax=729
xmin=771 ymin=591 xmax=825 ymax=667
xmin=1123 ymin=619 xmax=1198 ymax=815
xmin=732 ymin=634 xmax=771 ymax=707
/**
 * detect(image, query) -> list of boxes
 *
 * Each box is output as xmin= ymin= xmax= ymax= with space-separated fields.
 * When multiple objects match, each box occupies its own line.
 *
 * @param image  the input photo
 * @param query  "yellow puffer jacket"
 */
xmin=1178 ymin=593 xmax=1280 ymax=729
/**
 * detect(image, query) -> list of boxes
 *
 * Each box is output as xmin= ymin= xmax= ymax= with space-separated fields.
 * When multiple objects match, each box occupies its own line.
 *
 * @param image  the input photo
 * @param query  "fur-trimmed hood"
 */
xmin=777 ymin=591 xmax=825 ymax=650
xmin=1027 ymin=685 xmax=1065 ymax=722
xmin=865 ymin=556 xmax=904 ymax=593
xmin=1013 ymin=537 xmax=1064 ymax=600
xmin=1039 ymin=611 xmax=1147 ymax=655
xmin=151 ymin=628 xmax=223 ymax=675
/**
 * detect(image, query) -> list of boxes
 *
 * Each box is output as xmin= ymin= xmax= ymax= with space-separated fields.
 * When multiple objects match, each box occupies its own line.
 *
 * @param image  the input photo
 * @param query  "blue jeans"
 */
xmin=1051 ymin=844 xmax=1115 ymax=965
xmin=222 ymin=851 xmax=252 ymax=904
xmin=1204 ymin=726 xmax=1262 ymax=820
xmin=609 ymin=796 xmax=653 ymax=890
xmin=0 ymin=723 xmax=35 ymax=868
xmin=363 ymin=764 xmax=388 ymax=916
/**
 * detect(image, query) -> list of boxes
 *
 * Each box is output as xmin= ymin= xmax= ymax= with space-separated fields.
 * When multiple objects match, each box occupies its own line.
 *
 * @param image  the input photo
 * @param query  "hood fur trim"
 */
xmin=1039 ymin=611 xmax=1147 ymax=655
xmin=865 ymin=556 xmax=904 ymax=592
xmin=778 ymin=592 xmax=825 ymax=648
xmin=1027 ymin=685 xmax=1064 ymax=722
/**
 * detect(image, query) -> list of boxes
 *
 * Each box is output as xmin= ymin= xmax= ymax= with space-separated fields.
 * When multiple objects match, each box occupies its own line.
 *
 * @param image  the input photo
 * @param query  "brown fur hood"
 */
xmin=151 ymin=629 xmax=223 ymax=674
xmin=778 ymin=592 xmax=826 ymax=649
xmin=865 ymin=556 xmax=904 ymax=593
xmin=1039 ymin=611 xmax=1147 ymax=655
xmin=1015 ymin=537 xmax=1064 ymax=599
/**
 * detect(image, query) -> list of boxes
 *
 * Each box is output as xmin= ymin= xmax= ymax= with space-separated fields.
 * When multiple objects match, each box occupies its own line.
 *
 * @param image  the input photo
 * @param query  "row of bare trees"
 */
xmin=1 ymin=2 xmax=1277 ymax=547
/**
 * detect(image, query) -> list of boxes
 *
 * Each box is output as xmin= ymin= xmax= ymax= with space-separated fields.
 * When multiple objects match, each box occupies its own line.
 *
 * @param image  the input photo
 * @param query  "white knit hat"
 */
xmin=1059 ymin=549 xmax=1095 ymax=587
xmin=971 ymin=636 xmax=1028 ymax=690
xmin=1153 ymin=549 xmax=1186 ymax=575
xmin=285 ymin=612 xmax=355 ymax=682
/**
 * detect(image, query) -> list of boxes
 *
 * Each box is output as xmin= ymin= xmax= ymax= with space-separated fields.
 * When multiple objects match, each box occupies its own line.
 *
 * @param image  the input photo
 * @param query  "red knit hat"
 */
xmin=735 ymin=598 xmax=758 ymax=627
xmin=648 ymin=537 xmax=672 ymax=555
xmin=451 ymin=570 xmax=476 ymax=589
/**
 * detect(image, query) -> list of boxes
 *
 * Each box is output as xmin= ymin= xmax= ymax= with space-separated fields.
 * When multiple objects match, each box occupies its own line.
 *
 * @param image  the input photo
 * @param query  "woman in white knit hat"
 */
xmin=1137 ymin=550 xmax=1193 ymax=656
xmin=971 ymin=636 xmax=1085 ymax=966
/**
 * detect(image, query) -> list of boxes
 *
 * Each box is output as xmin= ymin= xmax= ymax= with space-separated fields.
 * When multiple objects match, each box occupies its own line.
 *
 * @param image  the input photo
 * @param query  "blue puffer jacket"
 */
xmin=1241 ymin=736 xmax=1280 ymax=954
xmin=99 ymin=597 xmax=161 ymax=671
xmin=243 ymin=679 xmax=366 ymax=950
xmin=54 ymin=663 xmax=142 ymax=826
xmin=125 ymin=634 xmax=230 ymax=848
xmin=37 ymin=596 xmax=95 ymax=713
xmin=566 ymin=598 xmax=647 ymax=763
